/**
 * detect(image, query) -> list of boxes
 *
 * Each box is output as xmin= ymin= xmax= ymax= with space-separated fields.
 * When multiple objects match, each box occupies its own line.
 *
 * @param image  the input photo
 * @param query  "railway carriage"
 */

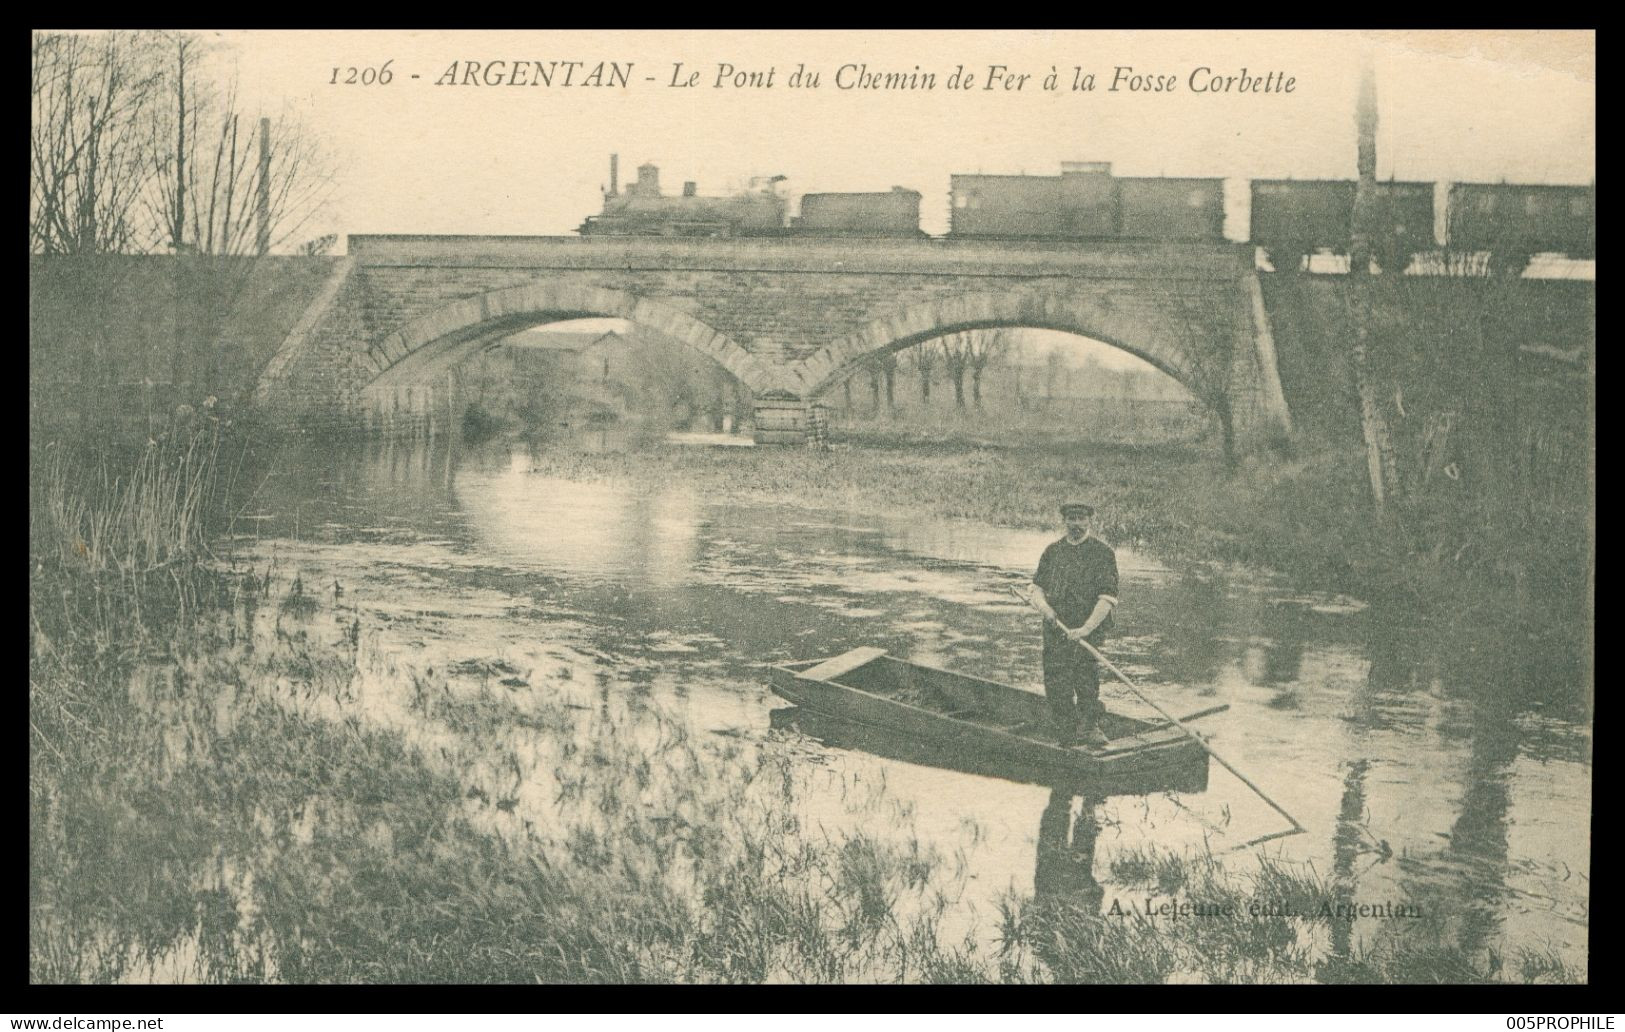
xmin=948 ymin=164 xmax=1225 ymax=242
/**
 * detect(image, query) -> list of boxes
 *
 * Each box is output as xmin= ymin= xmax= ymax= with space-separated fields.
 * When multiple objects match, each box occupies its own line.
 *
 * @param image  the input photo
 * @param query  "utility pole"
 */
xmin=172 ymin=36 xmax=187 ymax=252
xmin=170 ymin=35 xmax=190 ymax=394
xmin=1349 ymin=54 xmax=1400 ymax=518
xmin=256 ymin=117 xmax=271 ymax=256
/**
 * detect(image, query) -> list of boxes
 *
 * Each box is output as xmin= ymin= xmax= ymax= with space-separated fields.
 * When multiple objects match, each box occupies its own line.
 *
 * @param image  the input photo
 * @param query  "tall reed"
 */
xmin=32 ymin=423 xmax=226 ymax=574
xmin=29 ymin=421 xmax=244 ymax=655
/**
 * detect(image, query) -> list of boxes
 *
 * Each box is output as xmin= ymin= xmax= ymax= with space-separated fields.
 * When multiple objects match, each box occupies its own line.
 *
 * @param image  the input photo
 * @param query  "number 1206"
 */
xmin=331 ymin=61 xmax=394 ymax=85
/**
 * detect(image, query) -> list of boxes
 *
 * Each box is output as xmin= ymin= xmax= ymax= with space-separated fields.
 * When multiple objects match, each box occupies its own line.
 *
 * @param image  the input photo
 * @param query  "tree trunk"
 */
xmin=951 ymin=368 xmax=966 ymax=409
xmin=1349 ymin=316 xmax=1400 ymax=514
xmin=972 ymin=368 xmax=984 ymax=409
xmin=1349 ymin=58 xmax=1401 ymax=518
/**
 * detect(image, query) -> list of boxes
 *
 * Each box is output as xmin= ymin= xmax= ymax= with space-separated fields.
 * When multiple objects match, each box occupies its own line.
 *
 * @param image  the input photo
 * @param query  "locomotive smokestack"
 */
xmin=609 ymin=153 xmax=619 ymax=196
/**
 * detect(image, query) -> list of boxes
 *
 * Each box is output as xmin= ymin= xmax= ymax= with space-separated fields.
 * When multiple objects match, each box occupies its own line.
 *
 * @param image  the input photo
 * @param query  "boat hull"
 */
xmin=768 ymin=651 xmax=1212 ymax=789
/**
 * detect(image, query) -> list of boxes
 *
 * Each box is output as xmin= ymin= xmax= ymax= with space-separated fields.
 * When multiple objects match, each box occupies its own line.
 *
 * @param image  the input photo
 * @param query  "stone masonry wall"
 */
xmin=244 ymin=236 xmax=1287 ymax=444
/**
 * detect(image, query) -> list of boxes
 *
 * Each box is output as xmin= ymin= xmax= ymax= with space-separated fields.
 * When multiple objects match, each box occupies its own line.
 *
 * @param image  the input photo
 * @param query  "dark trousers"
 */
xmin=1042 ymin=646 xmax=1101 ymax=738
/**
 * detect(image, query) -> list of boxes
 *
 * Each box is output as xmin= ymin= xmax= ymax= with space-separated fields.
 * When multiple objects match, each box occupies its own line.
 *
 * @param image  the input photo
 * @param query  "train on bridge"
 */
xmin=578 ymin=155 xmax=1594 ymax=274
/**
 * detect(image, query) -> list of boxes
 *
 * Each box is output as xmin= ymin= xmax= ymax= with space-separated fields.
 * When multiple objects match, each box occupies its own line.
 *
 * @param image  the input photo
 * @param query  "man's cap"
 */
xmin=1060 ymin=503 xmax=1095 ymax=518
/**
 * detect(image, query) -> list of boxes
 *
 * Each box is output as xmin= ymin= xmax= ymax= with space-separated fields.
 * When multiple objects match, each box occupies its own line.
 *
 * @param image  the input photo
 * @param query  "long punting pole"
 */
xmin=1011 ymin=586 xmax=1306 ymax=851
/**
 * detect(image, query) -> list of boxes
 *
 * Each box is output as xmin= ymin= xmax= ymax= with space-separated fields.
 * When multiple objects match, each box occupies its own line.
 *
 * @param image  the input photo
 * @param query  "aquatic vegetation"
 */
xmin=29 ymin=571 xmax=1588 ymax=984
xmin=1107 ymin=845 xmax=1192 ymax=894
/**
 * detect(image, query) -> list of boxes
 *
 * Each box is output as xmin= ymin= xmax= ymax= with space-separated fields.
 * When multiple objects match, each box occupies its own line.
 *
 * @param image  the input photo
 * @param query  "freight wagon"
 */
xmin=1447 ymin=183 xmax=1595 ymax=268
xmin=949 ymin=162 xmax=1118 ymax=239
xmin=948 ymin=164 xmax=1226 ymax=242
xmin=1117 ymin=177 xmax=1226 ymax=241
xmin=1251 ymin=179 xmax=1435 ymax=271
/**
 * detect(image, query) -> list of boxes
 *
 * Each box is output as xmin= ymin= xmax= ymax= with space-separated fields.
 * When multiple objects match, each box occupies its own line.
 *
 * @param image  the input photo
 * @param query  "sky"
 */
xmin=99 ymin=30 xmax=1588 ymax=376
xmin=187 ymin=29 xmax=1595 ymax=241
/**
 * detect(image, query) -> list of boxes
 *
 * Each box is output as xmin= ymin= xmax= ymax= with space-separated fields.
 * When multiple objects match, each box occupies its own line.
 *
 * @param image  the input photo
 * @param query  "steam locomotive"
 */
xmin=578 ymin=155 xmax=1595 ymax=270
xmin=578 ymin=160 xmax=789 ymax=237
xmin=579 ymin=157 xmax=924 ymax=238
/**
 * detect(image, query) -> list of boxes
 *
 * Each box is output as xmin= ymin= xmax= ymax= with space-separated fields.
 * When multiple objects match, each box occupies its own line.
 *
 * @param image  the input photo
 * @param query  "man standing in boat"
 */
xmin=1029 ymin=502 xmax=1119 ymax=748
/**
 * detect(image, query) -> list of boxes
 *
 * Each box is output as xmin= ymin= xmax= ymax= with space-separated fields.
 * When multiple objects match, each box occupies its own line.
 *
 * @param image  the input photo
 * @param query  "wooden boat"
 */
xmin=768 ymin=646 xmax=1221 ymax=786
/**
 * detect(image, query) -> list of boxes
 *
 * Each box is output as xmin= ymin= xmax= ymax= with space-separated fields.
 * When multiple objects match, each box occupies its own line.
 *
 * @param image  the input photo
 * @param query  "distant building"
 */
xmin=503 ymin=329 xmax=636 ymax=413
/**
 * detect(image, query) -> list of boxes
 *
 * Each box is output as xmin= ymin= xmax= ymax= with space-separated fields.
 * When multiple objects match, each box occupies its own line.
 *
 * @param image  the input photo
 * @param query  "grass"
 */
xmin=32 ymin=424 xmax=228 ymax=575
xmin=29 ymin=422 xmax=247 ymax=654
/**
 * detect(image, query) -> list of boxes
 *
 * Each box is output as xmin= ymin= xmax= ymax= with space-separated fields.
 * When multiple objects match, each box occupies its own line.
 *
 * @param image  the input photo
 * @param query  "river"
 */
xmin=128 ymin=431 xmax=1591 ymax=981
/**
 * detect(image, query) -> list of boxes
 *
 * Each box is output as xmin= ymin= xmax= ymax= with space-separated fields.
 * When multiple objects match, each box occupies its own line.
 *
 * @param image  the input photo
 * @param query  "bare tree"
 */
xmin=904 ymin=340 xmax=939 ymax=404
xmin=941 ymin=332 xmax=971 ymax=410
xmin=31 ymin=31 xmax=164 ymax=254
xmin=967 ymin=328 xmax=1011 ymax=410
xmin=879 ymin=351 xmax=898 ymax=416
xmin=136 ymin=33 xmax=338 ymax=393
xmin=1043 ymin=349 xmax=1063 ymax=402
xmin=143 ymin=32 xmax=334 ymax=257
xmin=33 ymin=31 xmax=336 ymax=258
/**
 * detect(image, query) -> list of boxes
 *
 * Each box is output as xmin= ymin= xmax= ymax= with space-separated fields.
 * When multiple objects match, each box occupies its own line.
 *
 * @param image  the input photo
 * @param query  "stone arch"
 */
xmin=358 ymin=281 xmax=782 ymax=394
xmin=785 ymin=290 xmax=1220 ymax=405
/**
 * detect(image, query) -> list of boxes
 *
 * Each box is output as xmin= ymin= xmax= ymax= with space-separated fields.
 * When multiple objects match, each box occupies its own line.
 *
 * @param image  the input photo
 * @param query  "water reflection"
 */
xmin=769 ymin=706 xmax=1207 ymax=797
xmin=1326 ymin=759 xmax=1376 ymax=968
xmin=1034 ymin=787 xmax=1105 ymax=912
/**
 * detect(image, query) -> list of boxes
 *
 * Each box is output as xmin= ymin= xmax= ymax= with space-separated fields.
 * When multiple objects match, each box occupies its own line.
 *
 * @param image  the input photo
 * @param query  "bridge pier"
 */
xmin=752 ymin=398 xmax=830 ymax=446
xmin=360 ymin=379 xmax=460 ymax=440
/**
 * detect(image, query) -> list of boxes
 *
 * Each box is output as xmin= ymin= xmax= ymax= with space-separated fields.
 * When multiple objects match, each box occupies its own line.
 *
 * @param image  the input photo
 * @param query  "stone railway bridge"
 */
xmin=255 ymin=235 xmax=1293 ymax=449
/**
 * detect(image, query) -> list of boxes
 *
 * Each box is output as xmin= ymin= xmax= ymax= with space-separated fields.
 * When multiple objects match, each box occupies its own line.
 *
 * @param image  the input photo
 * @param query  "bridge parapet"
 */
xmin=346 ymin=233 xmax=1251 ymax=280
